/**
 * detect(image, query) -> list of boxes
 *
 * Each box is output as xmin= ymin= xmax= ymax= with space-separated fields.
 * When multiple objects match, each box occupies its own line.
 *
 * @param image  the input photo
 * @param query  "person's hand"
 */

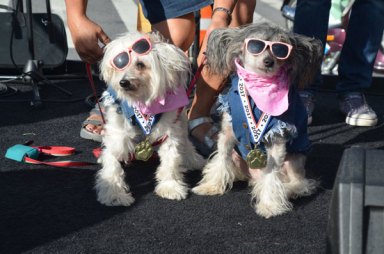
xmin=67 ymin=15 xmax=111 ymax=64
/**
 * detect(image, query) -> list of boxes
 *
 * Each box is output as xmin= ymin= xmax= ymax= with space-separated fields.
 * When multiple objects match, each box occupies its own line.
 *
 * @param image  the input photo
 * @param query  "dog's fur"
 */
xmin=97 ymin=31 xmax=205 ymax=206
xmin=192 ymin=23 xmax=323 ymax=218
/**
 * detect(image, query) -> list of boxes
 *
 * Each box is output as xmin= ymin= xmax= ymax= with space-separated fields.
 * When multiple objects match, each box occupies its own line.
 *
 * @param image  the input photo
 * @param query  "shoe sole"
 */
xmin=307 ymin=116 xmax=313 ymax=125
xmin=346 ymin=116 xmax=378 ymax=127
xmin=80 ymin=127 xmax=102 ymax=142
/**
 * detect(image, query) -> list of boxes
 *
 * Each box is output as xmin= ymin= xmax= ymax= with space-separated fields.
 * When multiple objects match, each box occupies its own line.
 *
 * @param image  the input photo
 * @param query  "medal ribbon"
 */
xmin=238 ymin=77 xmax=271 ymax=144
xmin=133 ymin=107 xmax=156 ymax=135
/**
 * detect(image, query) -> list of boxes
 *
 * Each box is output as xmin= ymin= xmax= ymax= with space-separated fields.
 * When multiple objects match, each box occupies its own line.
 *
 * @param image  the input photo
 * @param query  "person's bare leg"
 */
xmin=188 ymin=0 xmax=256 ymax=144
xmin=152 ymin=13 xmax=196 ymax=52
xmin=231 ymin=0 xmax=256 ymax=27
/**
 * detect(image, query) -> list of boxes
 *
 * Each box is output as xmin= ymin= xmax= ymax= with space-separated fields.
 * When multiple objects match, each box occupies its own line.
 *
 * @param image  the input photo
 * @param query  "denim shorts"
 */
xmin=139 ymin=0 xmax=213 ymax=24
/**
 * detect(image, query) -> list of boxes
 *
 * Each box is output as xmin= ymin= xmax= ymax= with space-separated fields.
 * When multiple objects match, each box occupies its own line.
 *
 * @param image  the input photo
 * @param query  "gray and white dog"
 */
xmin=193 ymin=22 xmax=323 ymax=218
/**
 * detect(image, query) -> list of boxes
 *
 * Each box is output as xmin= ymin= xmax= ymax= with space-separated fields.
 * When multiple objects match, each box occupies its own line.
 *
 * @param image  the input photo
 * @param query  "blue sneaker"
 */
xmin=339 ymin=92 xmax=378 ymax=127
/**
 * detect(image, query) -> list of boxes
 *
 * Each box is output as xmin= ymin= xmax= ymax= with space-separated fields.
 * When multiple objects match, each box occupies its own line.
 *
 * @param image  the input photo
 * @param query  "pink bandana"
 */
xmin=235 ymin=59 xmax=289 ymax=116
xmin=135 ymin=85 xmax=189 ymax=115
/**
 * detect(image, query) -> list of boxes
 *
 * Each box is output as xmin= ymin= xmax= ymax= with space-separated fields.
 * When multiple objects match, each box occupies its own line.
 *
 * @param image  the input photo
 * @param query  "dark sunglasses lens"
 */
xmin=113 ymin=52 xmax=129 ymax=69
xmin=132 ymin=39 xmax=151 ymax=54
xmin=247 ymin=40 xmax=266 ymax=54
xmin=271 ymin=44 xmax=289 ymax=58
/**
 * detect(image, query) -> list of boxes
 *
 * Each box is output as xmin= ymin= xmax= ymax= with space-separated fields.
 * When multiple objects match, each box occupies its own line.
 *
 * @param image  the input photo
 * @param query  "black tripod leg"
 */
xmin=30 ymin=79 xmax=42 ymax=107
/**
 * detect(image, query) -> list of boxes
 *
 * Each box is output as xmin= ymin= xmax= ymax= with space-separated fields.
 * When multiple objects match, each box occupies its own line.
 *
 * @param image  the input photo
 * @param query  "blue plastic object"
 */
xmin=5 ymin=144 xmax=39 ymax=162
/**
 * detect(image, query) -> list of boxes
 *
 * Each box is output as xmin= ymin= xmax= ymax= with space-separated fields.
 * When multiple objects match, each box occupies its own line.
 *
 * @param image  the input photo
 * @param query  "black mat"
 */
xmin=1 ymin=68 xmax=384 ymax=253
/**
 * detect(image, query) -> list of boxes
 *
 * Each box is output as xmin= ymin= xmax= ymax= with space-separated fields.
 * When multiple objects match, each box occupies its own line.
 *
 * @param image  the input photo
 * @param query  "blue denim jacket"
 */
xmin=101 ymin=87 xmax=161 ymax=133
xmin=218 ymin=75 xmax=311 ymax=160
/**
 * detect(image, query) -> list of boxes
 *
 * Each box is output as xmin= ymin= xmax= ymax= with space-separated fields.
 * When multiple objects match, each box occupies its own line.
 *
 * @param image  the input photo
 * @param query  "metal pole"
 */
xmin=26 ymin=0 xmax=35 ymax=59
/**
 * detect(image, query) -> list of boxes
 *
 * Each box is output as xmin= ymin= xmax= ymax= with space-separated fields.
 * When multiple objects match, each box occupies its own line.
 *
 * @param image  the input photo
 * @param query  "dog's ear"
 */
xmin=99 ymin=63 xmax=114 ymax=84
xmin=205 ymin=27 xmax=241 ymax=77
xmin=290 ymin=34 xmax=323 ymax=89
xmin=148 ymin=32 xmax=191 ymax=90
xmin=98 ymin=43 xmax=116 ymax=83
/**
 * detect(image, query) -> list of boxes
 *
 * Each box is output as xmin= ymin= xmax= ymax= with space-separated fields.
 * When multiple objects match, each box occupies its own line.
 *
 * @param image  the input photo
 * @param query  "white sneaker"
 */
xmin=339 ymin=92 xmax=378 ymax=127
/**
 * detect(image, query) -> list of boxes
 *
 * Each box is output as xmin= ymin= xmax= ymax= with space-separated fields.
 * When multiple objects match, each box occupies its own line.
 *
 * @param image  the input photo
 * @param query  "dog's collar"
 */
xmin=104 ymin=87 xmax=161 ymax=134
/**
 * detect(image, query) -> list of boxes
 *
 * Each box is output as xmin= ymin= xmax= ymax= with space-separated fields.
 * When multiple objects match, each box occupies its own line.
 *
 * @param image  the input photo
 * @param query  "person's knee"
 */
xmin=231 ymin=0 xmax=256 ymax=26
xmin=152 ymin=13 xmax=196 ymax=51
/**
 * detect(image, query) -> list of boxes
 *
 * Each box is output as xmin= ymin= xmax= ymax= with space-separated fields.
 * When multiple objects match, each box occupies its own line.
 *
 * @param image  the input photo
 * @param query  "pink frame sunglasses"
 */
xmin=244 ymin=38 xmax=293 ymax=60
xmin=110 ymin=37 xmax=152 ymax=71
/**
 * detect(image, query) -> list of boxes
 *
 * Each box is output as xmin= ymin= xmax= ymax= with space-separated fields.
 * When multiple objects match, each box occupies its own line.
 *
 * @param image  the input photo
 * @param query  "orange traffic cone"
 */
xmin=199 ymin=5 xmax=212 ymax=46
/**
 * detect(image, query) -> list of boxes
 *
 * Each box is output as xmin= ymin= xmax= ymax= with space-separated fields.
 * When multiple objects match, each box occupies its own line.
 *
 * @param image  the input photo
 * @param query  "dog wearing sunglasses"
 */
xmin=192 ymin=22 xmax=323 ymax=218
xmin=96 ymin=31 xmax=205 ymax=206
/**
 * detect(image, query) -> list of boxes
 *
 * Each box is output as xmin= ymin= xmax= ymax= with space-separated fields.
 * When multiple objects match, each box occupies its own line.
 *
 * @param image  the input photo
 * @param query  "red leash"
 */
xmin=186 ymin=56 xmax=205 ymax=97
xmin=5 ymin=143 xmax=96 ymax=168
xmin=85 ymin=64 xmax=106 ymax=124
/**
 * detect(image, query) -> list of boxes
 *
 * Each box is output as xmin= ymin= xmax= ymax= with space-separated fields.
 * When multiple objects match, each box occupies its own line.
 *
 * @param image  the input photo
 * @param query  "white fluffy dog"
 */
xmin=192 ymin=23 xmax=323 ymax=218
xmin=96 ymin=31 xmax=205 ymax=206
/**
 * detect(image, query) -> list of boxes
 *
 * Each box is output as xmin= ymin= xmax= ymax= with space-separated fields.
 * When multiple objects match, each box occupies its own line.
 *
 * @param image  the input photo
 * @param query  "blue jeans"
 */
xmin=293 ymin=0 xmax=384 ymax=95
xmin=139 ymin=0 xmax=212 ymax=24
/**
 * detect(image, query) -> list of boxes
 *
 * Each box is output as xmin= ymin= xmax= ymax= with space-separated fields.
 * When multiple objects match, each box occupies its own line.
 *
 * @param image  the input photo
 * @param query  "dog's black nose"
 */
xmin=119 ymin=79 xmax=131 ymax=89
xmin=263 ymin=57 xmax=274 ymax=68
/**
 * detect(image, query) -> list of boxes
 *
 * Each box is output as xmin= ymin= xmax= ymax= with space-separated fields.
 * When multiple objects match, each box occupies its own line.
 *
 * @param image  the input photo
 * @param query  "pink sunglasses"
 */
xmin=110 ymin=37 xmax=152 ymax=70
xmin=244 ymin=38 xmax=293 ymax=60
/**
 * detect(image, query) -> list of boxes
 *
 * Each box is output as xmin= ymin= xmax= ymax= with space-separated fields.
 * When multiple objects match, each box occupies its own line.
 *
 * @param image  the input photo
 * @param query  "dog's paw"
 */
xmin=155 ymin=180 xmax=188 ymax=200
xmin=255 ymin=201 xmax=292 ymax=218
xmin=192 ymin=183 xmax=226 ymax=196
xmin=95 ymin=179 xmax=135 ymax=206
xmin=97 ymin=190 xmax=135 ymax=206
xmin=287 ymin=178 xmax=318 ymax=199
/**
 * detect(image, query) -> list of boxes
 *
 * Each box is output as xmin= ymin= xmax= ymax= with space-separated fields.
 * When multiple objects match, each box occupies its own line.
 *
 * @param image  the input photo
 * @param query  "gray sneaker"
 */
xmin=339 ymin=92 xmax=378 ymax=127
xmin=299 ymin=92 xmax=315 ymax=125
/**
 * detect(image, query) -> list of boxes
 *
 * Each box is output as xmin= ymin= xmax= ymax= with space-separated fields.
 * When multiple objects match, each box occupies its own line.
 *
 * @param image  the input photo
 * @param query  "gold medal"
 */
xmin=246 ymin=146 xmax=267 ymax=169
xmin=134 ymin=138 xmax=153 ymax=161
